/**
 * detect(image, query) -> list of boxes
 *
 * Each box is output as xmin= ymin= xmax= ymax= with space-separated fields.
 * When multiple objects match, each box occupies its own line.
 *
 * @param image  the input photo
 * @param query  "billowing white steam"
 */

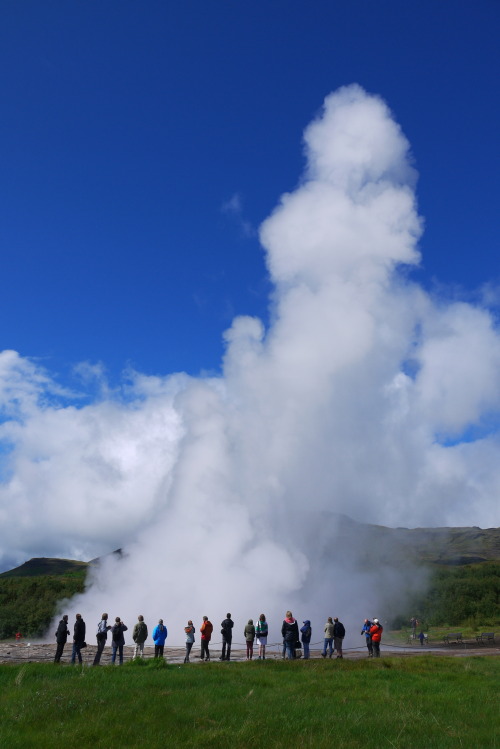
xmin=1 ymin=85 xmax=500 ymax=644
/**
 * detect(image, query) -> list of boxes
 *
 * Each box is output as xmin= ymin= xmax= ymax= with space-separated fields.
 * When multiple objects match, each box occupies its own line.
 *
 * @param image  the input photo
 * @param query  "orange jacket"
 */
xmin=200 ymin=620 xmax=213 ymax=641
xmin=369 ymin=623 xmax=383 ymax=642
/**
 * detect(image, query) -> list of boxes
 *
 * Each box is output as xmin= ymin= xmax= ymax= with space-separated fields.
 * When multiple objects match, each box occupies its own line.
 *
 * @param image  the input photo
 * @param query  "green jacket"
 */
xmin=133 ymin=621 xmax=148 ymax=643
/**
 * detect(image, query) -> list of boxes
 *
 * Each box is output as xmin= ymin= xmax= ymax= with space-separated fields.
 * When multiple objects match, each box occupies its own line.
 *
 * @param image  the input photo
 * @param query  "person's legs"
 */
xmin=373 ymin=641 xmax=380 ymax=657
xmin=226 ymin=639 xmax=231 ymax=661
xmin=366 ymin=638 xmax=373 ymax=656
xmin=54 ymin=642 xmax=64 ymax=663
xmin=334 ymin=637 xmax=343 ymax=658
xmin=328 ymin=638 xmax=333 ymax=657
xmin=185 ymin=641 xmax=193 ymax=662
xmin=285 ymin=642 xmax=295 ymax=659
xmin=221 ymin=638 xmax=227 ymax=660
xmin=93 ymin=635 xmax=105 ymax=665
xmin=118 ymin=644 xmax=124 ymax=665
xmin=111 ymin=645 xmax=117 ymax=664
xmin=72 ymin=643 xmax=82 ymax=664
xmin=303 ymin=642 xmax=310 ymax=659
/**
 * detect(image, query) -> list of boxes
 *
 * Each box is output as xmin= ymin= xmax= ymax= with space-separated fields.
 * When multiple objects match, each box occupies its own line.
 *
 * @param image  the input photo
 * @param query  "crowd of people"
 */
xmin=54 ymin=611 xmax=384 ymax=664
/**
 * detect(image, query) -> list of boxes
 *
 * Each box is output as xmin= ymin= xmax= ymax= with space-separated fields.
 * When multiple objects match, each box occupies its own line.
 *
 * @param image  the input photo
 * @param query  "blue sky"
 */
xmin=1 ymin=0 xmax=499 ymax=382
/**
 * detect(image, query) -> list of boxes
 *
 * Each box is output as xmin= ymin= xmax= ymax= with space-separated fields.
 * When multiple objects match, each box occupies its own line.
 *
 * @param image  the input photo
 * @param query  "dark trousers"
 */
xmin=372 ymin=641 xmax=381 ymax=657
xmin=221 ymin=637 xmax=232 ymax=660
xmin=200 ymin=640 xmax=210 ymax=660
xmin=71 ymin=643 xmax=82 ymax=664
xmin=54 ymin=642 xmax=65 ymax=663
xmin=154 ymin=644 xmax=164 ymax=658
xmin=112 ymin=644 xmax=124 ymax=664
xmin=365 ymin=637 xmax=373 ymax=655
xmin=93 ymin=635 xmax=106 ymax=665
xmin=184 ymin=642 xmax=193 ymax=662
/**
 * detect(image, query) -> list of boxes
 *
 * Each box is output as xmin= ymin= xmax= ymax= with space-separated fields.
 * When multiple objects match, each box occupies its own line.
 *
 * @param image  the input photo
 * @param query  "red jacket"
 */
xmin=200 ymin=620 xmax=213 ymax=641
xmin=369 ymin=623 xmax=383 ymax=642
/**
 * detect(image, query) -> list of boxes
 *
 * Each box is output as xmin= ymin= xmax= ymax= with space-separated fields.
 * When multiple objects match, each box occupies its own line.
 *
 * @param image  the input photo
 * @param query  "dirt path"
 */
xmin=1 ymin=641 xmax=498 ymax=665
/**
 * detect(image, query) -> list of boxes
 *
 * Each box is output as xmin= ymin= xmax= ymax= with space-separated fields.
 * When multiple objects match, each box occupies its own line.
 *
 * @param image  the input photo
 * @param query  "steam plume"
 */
xmin=1 ymin=85 xmax=499 ymax=643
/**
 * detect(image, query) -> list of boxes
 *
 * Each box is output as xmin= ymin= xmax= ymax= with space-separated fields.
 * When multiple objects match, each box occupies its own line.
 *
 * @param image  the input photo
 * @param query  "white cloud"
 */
xmin=1 ymin=85 xmax=500 ymax=643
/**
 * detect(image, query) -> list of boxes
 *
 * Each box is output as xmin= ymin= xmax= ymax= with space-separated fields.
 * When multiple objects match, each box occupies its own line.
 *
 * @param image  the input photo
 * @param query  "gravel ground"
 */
xmin=1 ymin=641 xmax=498 ymax=665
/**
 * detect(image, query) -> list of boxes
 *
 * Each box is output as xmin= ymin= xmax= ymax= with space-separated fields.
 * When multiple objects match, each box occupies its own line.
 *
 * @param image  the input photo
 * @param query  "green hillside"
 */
xmin=0 ymin=558 xmax=88 ymax=578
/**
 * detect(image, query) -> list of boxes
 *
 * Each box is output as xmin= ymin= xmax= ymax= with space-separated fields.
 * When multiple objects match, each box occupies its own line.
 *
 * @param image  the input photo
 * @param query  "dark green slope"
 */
xmin=0 ymin=558 xmax=88 ymax=578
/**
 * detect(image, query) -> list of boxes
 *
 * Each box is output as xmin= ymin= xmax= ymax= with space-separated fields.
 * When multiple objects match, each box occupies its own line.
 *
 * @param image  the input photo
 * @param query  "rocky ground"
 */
xmin=0 ymin=640 xmax=498 ymax=665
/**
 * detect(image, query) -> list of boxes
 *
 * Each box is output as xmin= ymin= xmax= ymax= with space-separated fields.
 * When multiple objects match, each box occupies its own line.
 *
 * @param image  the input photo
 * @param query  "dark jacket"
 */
xmin=111 ymin=622 xmax=128 ymax=646
xmin=221 ymin=618 xmax=234 ymax=641
xmin=333 ymin=621 xmax=345 ymax=639
xmin=73 ymin=618 xmax=86 ymax=644
xmin=55 ymin=619 xmax=70 ymax=644
xmin=300 ymin=621 xmax=312 ymax=644
xmin=281 ymin=618 xmax=299 ymax=643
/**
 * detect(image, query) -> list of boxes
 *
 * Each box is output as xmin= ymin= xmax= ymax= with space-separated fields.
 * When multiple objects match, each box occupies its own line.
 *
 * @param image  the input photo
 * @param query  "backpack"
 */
xmin=113 ymin=626 xmax=122 ymax=643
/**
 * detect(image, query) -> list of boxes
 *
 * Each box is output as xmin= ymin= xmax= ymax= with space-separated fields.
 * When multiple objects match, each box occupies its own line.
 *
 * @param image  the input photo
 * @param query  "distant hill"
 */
xmin=1 ymin=524 xmax=499 ymax=581
xmin=0 ymin=558 xmax=88 ymax=578
xmin=332 ymin=515 xmax=500 ymax=567
xmin=0 ymin=549 xmax=122 ymax=579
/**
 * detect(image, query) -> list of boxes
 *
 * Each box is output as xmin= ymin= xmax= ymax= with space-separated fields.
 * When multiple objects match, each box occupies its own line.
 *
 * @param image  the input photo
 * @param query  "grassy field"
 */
xmin=0 ymin=656 xmax=498 ymax=748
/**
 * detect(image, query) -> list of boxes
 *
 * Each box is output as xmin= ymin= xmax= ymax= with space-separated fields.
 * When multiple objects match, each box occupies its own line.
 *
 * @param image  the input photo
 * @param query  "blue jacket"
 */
xmin=300 ymin=621 xmax=312 ymax=643
xmin=361 ymin=621 xmax=372 ymax=640
xmin=153 ymin=624 xmax=168 ymax=646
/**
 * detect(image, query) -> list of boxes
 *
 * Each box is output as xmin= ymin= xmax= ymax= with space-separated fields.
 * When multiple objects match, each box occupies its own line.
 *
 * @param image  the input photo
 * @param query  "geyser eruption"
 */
xmin=1 ymin=85 xmax=500 ymax=644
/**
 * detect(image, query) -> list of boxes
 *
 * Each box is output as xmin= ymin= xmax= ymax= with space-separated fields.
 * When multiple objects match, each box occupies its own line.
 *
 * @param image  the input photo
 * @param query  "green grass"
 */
xmin=0 ymin=657 xmax=498 ymax=748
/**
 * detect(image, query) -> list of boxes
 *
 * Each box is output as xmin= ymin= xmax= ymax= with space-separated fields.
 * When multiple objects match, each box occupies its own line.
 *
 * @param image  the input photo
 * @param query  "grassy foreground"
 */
xmin=0 ymin=657 xmax=498 ymax=748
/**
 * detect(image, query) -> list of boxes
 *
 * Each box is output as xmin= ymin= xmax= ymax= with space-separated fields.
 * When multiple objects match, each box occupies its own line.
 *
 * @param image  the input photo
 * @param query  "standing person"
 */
xmin=132 ymin=615 xmax=148 ymax=658
xmin=418 ymin=630 xmax=425 ymax=647
xmin=152 ymin=619 xmax=168 ymax=659
xmin=71 ymin=613 xmax=86 ymax=665
xmin=111 ymin=617 xmax=128 ymax=665
xmin=322 ymin=617 xmax=335 ymax=658
xmin=199 ymin=616 xmax=213 ymax=661
xmin=361 ymin=619 xmax=373 ymax=657
xmin=255 ymin=614 xmax=269 ymax=660
xmin=369 ymin=618 xmax=383 ymax=657
xmin=184 ymin=620 xmax=195 ymax=663
xmin=281 ymin=611 xmax=299 ymax=660
xmin=220 ymin=613 xmax=234 ymax=661
xmin=333 ymin=617 xmax=346 ymax=659
xmin=410 ymin=617 xmax=417 ymax=639
xmin=93 ymin=613 xmax=111 ymax=666
xmin=54 ymin=615 xmax=70 ymax=663
xmin=244 ymin=619 xmax=256 ymax=660
xmin=300 ymin=620 xmax=312 ymax=660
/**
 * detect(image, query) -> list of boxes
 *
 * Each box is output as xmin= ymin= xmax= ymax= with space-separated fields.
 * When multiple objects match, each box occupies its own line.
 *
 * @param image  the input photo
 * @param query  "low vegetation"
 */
xmin=0 ymin=572 xmax=86 ymax=639
xmin=391 ymin=562 xmax=500 ymax=630
xmin=0 ymin=657 xmax=498 ymax=748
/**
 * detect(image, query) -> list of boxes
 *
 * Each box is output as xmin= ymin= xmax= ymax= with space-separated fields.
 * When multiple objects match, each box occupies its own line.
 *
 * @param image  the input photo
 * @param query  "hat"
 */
xmin=373 ymin=618 xmax=379 ymax=624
